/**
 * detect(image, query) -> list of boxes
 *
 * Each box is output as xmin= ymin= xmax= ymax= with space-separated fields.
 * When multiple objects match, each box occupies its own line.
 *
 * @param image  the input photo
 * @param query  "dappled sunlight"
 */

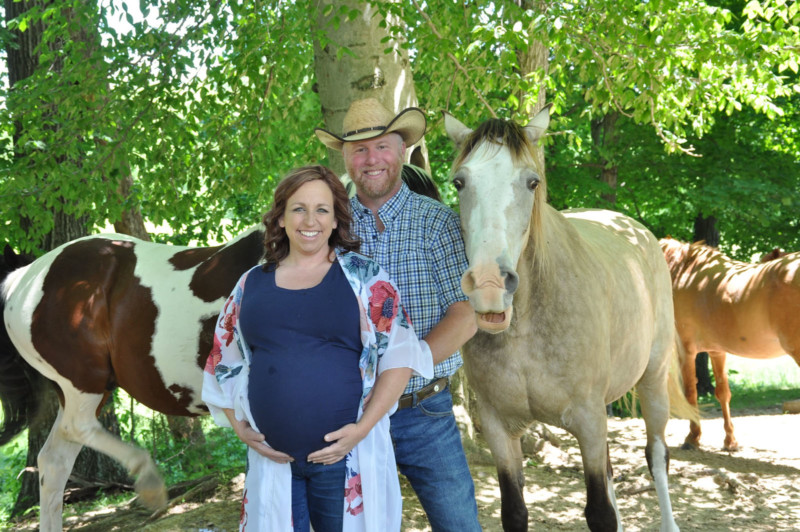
xmin=566 ymin=208 xmax=655 ymax=249
xmin=10 ymin=410 xmax=800 ymax=531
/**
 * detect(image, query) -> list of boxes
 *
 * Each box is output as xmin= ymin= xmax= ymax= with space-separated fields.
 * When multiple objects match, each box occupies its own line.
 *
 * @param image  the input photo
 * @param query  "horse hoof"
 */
xmin=135 ymin=478 xmax=168 ymax=510
xmin=723 ymin=443 xmax=740 ymax=452
xmin=680 ymin=441 xmax=699 ymax=451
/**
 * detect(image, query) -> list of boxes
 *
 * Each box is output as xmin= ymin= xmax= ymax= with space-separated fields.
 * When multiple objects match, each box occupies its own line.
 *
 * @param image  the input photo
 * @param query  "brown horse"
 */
xmin=0 ymin=228 xmax=264 ymax=532
xmin=660 ymin=237 xmax=800 ymax=451
xmin=445 ymin=107 xmax=696 ymax=531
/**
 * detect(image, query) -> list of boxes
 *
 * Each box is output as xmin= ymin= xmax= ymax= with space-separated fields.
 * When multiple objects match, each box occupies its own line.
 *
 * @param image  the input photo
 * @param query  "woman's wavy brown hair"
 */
xmin=262 ymin=165 xmax=360 ymax=270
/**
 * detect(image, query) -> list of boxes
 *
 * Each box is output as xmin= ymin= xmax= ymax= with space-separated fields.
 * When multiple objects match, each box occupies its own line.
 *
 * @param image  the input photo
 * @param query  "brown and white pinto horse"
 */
xmin=445 ymin=107 xmax=696 ymax=532
xmin=660 ymin=238 xmax=800 ymax=451
xmin=0 ymin=228 xmax=264 ymax=532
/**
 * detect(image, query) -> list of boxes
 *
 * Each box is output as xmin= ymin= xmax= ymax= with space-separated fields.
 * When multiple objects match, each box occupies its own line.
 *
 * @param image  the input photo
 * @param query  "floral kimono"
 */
xmin=202 ymin=250 xmax=433 ymax=531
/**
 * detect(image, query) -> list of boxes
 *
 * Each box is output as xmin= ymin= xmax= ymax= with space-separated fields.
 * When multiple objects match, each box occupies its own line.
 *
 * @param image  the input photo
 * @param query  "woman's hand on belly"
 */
xmin=224 ymin=408 xmax=294 ymax=464
xmin=308 ymin=367 xmax=413 ymax=465
xmin=306 ymin=423 xmax=368 ymax=465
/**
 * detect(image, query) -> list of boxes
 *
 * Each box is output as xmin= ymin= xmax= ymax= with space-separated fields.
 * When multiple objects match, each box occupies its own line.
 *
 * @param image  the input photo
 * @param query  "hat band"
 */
xmin=343 ymin=125 xmax=387 ymax=138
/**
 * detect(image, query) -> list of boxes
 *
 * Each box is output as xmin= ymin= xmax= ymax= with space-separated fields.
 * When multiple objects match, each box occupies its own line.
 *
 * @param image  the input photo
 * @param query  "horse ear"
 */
xmin=3 ymin=245 xmax=18 ymax=267
xmin=524 ymin=103 xmax=553 ymax=144
xmin=443 ymin=111 xmax=472 ymax=147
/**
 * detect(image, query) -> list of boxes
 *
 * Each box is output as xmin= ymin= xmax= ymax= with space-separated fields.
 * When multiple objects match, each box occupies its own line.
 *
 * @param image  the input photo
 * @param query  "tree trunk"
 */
xmin=590 ymin=112 xmax=620 ymax=206
xmin=692 ymin=213 xmax=719 ymax=396
xmin=4 ymin=0 xmax=130 ymax=516
xmin=111 ymin=166 xmax=150 ymax=239
xmin=312 ymin=0 xmax=426 ymax=175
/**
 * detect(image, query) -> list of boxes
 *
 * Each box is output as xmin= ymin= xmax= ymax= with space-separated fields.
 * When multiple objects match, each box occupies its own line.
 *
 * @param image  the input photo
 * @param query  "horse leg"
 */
xmin=59 ymin=387 xmax=168 ymax=508
xmin=479 ymin=405 xmax=528 ymax=531
xmin=708 ymin=351 xmax=738 ymax=451
xmin=570 ymin=404 xmax=620 ymax=532
xmin=680 ymin=347 xmax=702 ymax=450
xmin=604 ymin=443 xmax=623 ymax=530
xmin=38 ymin=407 xmax=84 ymax=532
xmin=637 ymin=366 xmax=680 ymax=532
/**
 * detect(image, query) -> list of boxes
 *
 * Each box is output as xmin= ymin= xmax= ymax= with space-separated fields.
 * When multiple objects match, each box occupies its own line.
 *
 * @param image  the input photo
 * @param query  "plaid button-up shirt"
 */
xmin=351 ymin=183 xmax=470 ymax=393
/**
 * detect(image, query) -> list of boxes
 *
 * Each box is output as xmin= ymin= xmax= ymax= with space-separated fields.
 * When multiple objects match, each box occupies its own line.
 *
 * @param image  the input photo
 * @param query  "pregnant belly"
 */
xmin=248 ymin=350 xmax=362 ymax=461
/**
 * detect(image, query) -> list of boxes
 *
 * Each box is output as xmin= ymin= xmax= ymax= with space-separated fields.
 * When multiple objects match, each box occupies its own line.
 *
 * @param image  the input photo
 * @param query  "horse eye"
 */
xmin=452 ymin=176 xmax=465 ymax=191
xmin=527 ymin=177 xmax=540 ymax=191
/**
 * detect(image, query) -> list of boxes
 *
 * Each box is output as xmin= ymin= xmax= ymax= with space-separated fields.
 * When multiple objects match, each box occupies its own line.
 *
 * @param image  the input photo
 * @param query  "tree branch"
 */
xmin=409 ymin=0 xmax=496 ymax=117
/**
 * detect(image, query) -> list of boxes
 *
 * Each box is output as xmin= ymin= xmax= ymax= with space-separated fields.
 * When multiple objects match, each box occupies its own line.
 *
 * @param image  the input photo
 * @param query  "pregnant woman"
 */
xmin=202 ymin=165 xmax=432 ymax=531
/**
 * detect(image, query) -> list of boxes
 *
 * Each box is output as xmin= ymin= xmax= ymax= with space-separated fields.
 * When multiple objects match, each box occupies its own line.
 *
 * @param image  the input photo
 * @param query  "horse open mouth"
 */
xmin=476 ymin=308 xmax=512 ymax=333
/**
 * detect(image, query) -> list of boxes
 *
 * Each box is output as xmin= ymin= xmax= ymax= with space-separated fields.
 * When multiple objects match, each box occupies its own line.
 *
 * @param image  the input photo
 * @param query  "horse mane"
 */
xmin=760 ymin=247 xmax=786 ymax=262
xmin=402 ymin=164 xmax=441 ymax=202
xmin=453 ymin=118 xmax=549 ymax=275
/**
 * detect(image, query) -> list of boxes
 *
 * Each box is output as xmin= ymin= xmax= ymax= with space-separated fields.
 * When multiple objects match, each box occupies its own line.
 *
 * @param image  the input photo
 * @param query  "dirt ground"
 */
xmin=7 ymin=405 xmax=800 ymax=531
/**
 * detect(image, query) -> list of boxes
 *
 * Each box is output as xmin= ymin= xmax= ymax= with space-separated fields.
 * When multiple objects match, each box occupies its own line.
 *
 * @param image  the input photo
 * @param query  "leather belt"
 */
xmin=397 ymin=377 xmax=449 ymax=410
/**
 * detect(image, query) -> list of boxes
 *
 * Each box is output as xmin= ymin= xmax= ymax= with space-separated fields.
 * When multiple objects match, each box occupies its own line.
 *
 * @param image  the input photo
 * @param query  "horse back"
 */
xmin=5 ymin=236 xmax=158 ymax=398
xmin=663 ymin=241 xmax=800 ymax=357
xmin=4 ymin=230 xmax=264 ymax=416
xmin=562 ymin=209 xmax=671 ymax=304
xmin=562 ymin=209 xmax=675 ymax=395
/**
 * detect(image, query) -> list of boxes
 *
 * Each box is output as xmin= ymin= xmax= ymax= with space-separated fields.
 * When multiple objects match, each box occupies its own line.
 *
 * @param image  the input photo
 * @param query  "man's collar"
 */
xmin=352 ymin=182 xmax=411 ymax=223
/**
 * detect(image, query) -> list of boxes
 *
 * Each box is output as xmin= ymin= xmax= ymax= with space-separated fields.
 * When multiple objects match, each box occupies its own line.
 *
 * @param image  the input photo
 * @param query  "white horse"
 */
xmin=445 ymin=106 xmax=696 ymax=531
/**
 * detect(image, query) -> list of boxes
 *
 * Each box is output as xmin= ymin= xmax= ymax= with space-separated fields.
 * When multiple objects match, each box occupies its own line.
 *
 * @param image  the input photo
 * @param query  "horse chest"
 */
xmin=463 ymin=329 xmax=575 ymax=422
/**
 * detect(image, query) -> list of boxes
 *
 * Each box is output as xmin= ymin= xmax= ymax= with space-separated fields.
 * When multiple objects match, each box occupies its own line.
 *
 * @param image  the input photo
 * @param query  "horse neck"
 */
xmin=210 ymin=225 xmax=264 ymax=266
xmin=183 ymin=226 xmax=265 ymax=302
xmin=515 ymin=204 xmax=584 ymax=317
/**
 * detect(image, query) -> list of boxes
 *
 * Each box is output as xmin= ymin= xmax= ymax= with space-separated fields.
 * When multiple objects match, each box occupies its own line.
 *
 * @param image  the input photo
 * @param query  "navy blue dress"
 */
xmin=241 ymin=260 xmax=363 ymax=463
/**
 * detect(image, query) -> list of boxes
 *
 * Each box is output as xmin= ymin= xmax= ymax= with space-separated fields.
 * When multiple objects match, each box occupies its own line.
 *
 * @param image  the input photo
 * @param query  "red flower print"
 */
xmin=402 ymin=306 xmax=413 ymax=326
xmin=204 ymin=335 xmax=223 ymax=374
xmin=240 ymin=489 xmax=248 ymax=526
xmin=369 ymin=281 xmax=398 ymax=333
xmin=344 ymin=474 xmax=364 ymax=516
xmin=221 ymin=315 xmax=236 ymax=346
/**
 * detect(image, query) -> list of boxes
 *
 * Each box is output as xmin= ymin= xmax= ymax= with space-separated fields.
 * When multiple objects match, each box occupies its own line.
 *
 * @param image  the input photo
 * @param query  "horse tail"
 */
xmin=0 ymin=246 xmax=40 ymax=446
xmin=667 ymin=328 xmax=700 ymax=422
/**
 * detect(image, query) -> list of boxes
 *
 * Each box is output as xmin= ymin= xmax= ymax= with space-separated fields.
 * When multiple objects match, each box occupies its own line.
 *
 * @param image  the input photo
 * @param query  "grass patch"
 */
xmin=0 ymin=431 xmax=27 ymax=524
xmin=697 ymin=355 xmax=800 ymax=412
xmin=0 ymin=392 xmax=248 ymax=523
xmin=699 ymin=387 xmax=800 ymax=412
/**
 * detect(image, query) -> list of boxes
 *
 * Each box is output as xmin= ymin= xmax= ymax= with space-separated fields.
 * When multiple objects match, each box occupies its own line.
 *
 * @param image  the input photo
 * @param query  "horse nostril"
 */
xmin=503 ymin=269 xmax=519 ymax=294
xmin=461 ymin=270 xmax=476 ymax=295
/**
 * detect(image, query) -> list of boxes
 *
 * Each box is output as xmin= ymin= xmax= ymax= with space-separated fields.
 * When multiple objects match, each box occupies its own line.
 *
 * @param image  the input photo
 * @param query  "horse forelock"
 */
xmin=454 ymin=119 xmax=547 ymax=203
xmin=454 ymin=119 xmax=541 ymax=173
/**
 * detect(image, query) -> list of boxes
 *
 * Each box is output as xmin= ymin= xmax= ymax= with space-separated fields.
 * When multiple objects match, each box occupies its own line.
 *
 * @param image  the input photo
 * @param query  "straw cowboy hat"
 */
xmin=315 ymin=98 xmax=427 ymax=151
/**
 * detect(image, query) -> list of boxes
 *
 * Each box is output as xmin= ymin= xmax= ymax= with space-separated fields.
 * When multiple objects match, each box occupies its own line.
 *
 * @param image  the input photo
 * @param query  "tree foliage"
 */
xmin=1 ymin=0 xmax=798 ymax=258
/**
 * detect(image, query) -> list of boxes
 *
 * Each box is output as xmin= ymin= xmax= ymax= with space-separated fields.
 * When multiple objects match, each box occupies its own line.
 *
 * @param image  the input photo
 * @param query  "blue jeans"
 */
xmin=390 ymin=384 xmax=482 ymax=531
xmin=289 ymin=459 xmax=345 ymax=532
